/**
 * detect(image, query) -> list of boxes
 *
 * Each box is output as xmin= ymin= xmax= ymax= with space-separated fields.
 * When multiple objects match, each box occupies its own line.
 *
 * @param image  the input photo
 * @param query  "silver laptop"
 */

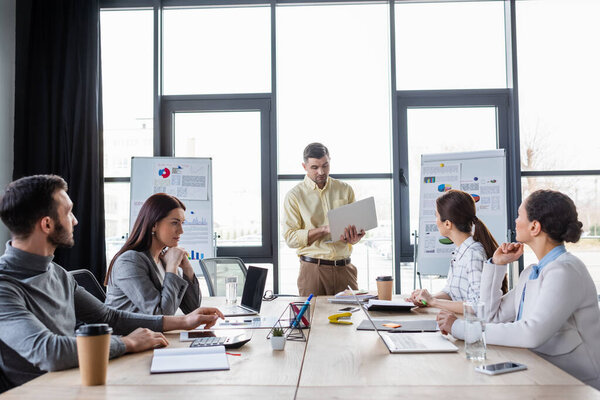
xmin=348 ymin=286 xmax=458 ymax=354
xmin=324 ymin=197 xmax=378 ymax=243
xmin=220 ymin=267 xmax=268 ymax=317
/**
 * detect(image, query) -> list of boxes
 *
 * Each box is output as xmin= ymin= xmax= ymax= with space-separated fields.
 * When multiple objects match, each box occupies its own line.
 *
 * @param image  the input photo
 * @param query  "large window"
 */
xmin=276 ymin=2 xmax=394 ymax=293
xmin=159 ymin=96 xmax=273 ymax=259
xmin=101 ymin=1 xmax=518 ymax=293
xmin=174 ymin=111 xmax=262 ymax=247
xmin=100 ymin=9 xmax=153 ymax=263
xmin=163 ymin=6 xmax=271 ymax=95
xmin=161 ymin=6 xmax=272 ymax=260
xmin=516 ymin=0 xmax=600 ymax=292
xmin=100 ymin=1 xmax=598 ymax=294
xmin=276 ymin=3 xmax=392 ymax=174
xmin=395 ymin=1 xmax=507 ymax=90
xmin=406 ymin=107 xmax=499 ymax=237
xmin=393 ymin=0 xmax=511 ymax=271
xmin=517 ymin=0 xmax=600 ymax=172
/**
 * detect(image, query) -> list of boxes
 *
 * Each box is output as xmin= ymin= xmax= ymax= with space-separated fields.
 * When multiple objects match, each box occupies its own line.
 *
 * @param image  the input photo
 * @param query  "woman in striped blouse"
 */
xmin=407 ymin=190 xmax=507 ymax=314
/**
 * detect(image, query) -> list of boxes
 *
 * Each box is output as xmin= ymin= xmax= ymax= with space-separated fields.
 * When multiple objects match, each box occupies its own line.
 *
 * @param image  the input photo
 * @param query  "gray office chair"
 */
xmin=69 ymin=269 xmax=106 ymax=302
xmin=198 ymin=257 xmax=247 ymax=297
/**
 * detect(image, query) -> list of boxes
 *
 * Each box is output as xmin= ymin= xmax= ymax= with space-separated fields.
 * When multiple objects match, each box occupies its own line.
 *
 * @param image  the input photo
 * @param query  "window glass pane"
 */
xmin=521 ymin=176 xmax=600 ymax=294
xmin=174 ymin=112 xmax=262 ymax=247
xmin=407 ymin=107 xmax=498 ymax=238
xmin=100 ymin=10 xmax=154 ymax=178
xmin=278 ymin=179 xmax=393 ymax=294
xmin=104 ymin=182 xmax=130 ymax=264
xmin=517 ymin=0 xmax=600 ymax=171
xmin=277 ymin=3 xmax=391 ymax=174
xmin=395 ymin=1 xmax=506 ymax=90
xmin=163 ymin=7 xmax=271 ymax=95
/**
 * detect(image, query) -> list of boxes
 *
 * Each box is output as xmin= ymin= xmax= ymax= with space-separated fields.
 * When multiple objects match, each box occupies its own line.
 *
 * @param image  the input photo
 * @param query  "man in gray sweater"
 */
xmin=0 ymin=175 xmax=224 ymax=390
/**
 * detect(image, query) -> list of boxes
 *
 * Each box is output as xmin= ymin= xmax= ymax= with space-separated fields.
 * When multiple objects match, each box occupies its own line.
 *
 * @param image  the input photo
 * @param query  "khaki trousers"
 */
xmin=297 ymin=259 xmax=358 ymax=296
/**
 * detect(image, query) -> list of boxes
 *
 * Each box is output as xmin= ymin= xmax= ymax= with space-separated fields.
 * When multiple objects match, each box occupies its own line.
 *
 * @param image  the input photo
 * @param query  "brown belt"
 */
xmin=300 ymin=255 xmax=351 ymax=266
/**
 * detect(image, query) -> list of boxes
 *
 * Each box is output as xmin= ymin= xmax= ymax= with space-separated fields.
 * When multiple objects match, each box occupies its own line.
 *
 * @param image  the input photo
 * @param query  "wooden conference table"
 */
xmin=2 ymin=296 xmax=599 ymax=400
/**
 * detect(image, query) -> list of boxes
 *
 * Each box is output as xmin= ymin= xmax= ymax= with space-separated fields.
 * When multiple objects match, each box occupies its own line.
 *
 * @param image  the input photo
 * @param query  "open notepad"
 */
xmin=150 ymin=346 xmax=230 ymax=374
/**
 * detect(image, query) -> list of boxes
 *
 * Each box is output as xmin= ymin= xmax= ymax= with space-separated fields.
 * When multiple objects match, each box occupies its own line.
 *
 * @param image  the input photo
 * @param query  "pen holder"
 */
xmin=267 ymin=301 xmax=311 ymax=342
xmin=285 ymin=301 xmax=310 ymax=342
xmin=289 ymin=301 xmax=311 ymax=329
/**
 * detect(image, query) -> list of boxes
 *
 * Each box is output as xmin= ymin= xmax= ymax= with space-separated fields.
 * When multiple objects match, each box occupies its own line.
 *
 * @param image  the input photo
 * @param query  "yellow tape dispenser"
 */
xmin=328 ymin=312 xmax=353 ymax=325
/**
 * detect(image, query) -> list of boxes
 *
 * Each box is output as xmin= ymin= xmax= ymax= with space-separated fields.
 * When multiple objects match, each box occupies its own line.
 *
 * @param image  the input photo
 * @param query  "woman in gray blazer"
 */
xmin=104 ymin=193 xmax=201 ymax=315
xmin=437 ymin=189 xmax=600 ymax=390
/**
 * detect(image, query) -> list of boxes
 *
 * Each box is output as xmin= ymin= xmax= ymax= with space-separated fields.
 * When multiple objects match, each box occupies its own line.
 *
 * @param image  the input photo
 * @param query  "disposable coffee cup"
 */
xmin=76 ymin=323 xmax=112 ymax=386
xmin=376 ymin=275 xmax=393 ymax=301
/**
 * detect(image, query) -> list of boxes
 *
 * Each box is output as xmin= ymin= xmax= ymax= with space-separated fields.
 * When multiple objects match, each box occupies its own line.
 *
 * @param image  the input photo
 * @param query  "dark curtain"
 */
xmin=14 ymin=0 xmax=106 ymax=284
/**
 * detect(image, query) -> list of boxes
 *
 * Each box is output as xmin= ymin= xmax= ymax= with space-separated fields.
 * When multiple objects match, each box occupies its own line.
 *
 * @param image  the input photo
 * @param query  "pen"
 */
xmin=291 ymin=294 xmax=313 ymax=329
xmin=291 ymin=304 xmax=311 ymax=327
xmin=421 ymin=299 xmax=427 ymax=306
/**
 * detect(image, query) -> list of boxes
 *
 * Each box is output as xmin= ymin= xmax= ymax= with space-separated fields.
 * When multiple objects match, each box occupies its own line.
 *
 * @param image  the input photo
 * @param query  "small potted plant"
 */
xmin=270 ymin=327 xmax=286 ymax=351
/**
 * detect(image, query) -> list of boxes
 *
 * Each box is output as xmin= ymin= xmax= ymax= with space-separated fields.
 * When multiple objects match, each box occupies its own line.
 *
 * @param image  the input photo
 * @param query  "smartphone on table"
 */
xmin=475 ymin=361 xmax=527 ymax=375
xmin=338 ymin=306 xmax=360 ymax=312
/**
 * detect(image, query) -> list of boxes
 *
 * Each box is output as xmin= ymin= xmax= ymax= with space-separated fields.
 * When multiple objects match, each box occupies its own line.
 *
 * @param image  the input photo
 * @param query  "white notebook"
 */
xmin=150 ymin=346 xmax=230 ymax=374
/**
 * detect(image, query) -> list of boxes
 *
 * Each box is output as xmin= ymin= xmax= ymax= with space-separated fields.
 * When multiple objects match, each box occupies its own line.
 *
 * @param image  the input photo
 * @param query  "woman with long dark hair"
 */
xmin=407 ymin=189 xmax=507 ymax=314
xmin=104 ymin=193 xmax=201 ymax=315
xmin=437 ymin=190 xmax=600 ymax=390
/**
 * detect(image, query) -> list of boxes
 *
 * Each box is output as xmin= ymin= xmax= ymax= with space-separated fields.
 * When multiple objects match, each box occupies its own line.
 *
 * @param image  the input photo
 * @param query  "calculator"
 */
xmin=188 ymin=330 xmax=251 ymax=349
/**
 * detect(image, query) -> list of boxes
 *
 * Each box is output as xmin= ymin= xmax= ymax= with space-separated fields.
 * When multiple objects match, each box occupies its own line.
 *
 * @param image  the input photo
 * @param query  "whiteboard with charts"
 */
xmin=130 ymin=157 xmax=214 ymax=273
xmin=417 ymin=150 xmax=508 ymax=277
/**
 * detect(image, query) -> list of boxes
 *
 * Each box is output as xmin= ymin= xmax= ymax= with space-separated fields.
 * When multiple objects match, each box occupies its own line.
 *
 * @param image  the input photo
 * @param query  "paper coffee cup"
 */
xmin=76 ymin=324 xmax=112 ymax=386
xmin=376 ymin=275 xmax=393 ymax=301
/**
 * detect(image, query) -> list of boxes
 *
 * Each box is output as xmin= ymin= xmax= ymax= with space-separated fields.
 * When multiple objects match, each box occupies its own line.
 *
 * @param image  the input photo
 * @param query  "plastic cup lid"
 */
xmin=75 ymin=323 xmax=113 ymax=336
xmin=376 ymin=275 xmax=393 ymax=281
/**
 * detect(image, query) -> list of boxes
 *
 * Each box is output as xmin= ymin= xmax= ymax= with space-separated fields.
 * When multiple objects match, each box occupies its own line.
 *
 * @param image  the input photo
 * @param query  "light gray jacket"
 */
xmin=105 ymin=250 xmax=201 ymax=315
xmin=452 ymin=252 xmax=600 ymax=389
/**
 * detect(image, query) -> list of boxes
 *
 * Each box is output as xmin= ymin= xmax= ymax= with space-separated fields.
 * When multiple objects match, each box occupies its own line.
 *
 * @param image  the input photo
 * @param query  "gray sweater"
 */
xmin=0 ymin=242 xmax=163 ymax=388
xmin=105 ymin=250 xmax=201 ymax=315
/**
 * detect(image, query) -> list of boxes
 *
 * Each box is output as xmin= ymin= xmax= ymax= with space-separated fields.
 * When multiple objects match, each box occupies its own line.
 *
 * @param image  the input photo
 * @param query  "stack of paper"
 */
xmin=327 ymin=289 xmax=377 ymax=304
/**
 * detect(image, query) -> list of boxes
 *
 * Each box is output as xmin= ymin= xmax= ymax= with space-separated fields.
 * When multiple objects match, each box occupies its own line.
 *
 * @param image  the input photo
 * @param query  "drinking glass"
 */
xmin=225 ymin=276 xmax=238 ymax=304
xmin=464 ymin=301 xmax=486 ymax=361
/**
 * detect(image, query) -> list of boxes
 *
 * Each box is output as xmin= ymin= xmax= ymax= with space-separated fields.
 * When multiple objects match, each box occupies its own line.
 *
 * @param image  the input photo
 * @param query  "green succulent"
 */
xmin=272 ymin=327 xmax=284 ymax=337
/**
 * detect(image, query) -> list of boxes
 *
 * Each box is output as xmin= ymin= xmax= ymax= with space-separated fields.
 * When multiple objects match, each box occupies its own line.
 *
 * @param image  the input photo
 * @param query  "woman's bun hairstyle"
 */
xmin=525 ymin=190 xmax=583 ymax=243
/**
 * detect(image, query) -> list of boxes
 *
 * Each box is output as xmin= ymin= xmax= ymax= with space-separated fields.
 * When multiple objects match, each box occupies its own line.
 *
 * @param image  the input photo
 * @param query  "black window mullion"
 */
xmin=395 ymin=90 xmax=514 ymax=269
xmin=160 ymin=98 xmax=273 ymax=261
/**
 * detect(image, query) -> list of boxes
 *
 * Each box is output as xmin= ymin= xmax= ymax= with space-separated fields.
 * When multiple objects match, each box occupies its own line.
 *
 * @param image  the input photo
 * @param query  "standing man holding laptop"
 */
xmin=283 ymin=143 xmax=365 ymax=296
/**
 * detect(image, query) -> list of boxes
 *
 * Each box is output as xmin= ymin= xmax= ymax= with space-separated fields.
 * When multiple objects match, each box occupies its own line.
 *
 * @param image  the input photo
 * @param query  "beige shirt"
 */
xmin=283 ymin=175 xmax=355 ymax=260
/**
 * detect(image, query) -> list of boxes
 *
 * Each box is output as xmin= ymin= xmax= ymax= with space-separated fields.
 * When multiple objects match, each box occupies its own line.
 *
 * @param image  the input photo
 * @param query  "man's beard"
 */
xmin=48 ymin=219 xmax=74 ymax=248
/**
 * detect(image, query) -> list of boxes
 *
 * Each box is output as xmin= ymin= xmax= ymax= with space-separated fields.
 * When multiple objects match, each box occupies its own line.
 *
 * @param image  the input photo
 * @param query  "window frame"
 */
xmin=393 ymin=90 xmax=519 ymax=289
xmin=101 ymin=0 xmax=525 ymax=293
xmin=161 ymin=95 xmax=274 ymax=261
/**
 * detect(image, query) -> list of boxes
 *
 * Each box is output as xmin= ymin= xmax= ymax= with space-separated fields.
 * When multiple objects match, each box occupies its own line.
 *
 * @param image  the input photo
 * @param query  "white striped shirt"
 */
xmin=441 ymin=236 xmax=486 ymax=303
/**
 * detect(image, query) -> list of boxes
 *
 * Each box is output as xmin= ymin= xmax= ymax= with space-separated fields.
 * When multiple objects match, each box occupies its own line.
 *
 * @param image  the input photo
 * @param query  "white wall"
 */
xmin=0 ymin=0 xmax=16 ymax=244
